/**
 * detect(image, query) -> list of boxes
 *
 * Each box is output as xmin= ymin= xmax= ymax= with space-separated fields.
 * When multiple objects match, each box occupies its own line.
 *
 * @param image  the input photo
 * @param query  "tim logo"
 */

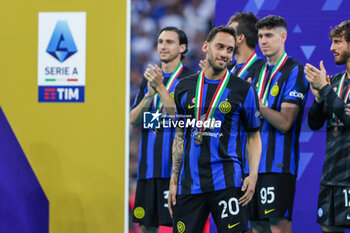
xmin=143 ymin=111 xmax=161 ymax=129
xmin=43 ymin=88 xmax=57 ymax=100
xmin=39 ymin=86 xmax=84 ymax=102
xmin=47 ymin=20 xmax=77 ymax=63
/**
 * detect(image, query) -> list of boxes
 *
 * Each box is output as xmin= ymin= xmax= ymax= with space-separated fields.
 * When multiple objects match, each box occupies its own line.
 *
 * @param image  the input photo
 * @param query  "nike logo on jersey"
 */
xmin=347 ymin=214 xmax=350 ymax=220
xmin=264 ymin=209 xmax=275 ymax=215
xmin=228 ymin=222 xmax=240 ymax=229
xmin=188 ymin=104 xmax=195 ymax=109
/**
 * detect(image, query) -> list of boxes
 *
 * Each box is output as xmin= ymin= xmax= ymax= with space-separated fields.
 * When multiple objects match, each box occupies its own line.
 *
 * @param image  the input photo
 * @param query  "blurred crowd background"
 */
xmin=129 ymin=0 xmax=215 ymax=232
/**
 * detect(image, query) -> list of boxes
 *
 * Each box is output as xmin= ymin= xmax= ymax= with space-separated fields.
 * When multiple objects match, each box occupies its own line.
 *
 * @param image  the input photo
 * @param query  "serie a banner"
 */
xmin=37 ymin=12 xmax=86 ymax=102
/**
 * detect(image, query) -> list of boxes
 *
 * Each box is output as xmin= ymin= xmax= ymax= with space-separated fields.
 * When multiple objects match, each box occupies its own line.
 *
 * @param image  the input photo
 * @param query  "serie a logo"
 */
xmin=46 ymin=20 xmax=78 ymax=63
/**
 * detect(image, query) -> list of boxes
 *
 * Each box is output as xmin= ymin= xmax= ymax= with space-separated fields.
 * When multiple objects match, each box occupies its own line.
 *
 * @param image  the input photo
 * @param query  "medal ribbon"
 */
xmin=333 ymin=72 xmax=350 ymax=124
xmin=230 ymin=64 xmax=237 ymax=74
xmin=194 ymin=70 xmax=230 ymax=133
xmin=344 ymin=86 xmax=350 ymax=103
xmin=335 ymin=72 xmax=347 ymax=101
xmin=236 ymin=52 xmax=258 ymax=77
xmin=257 ymin=52 xmax=288 ymax=104
xmin=153 ymin=62 xmax=183 ymax=112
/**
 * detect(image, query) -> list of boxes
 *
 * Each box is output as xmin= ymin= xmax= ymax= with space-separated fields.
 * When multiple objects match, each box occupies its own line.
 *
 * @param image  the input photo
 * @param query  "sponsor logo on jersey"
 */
xmin=188 ymin=104 xmax=195 ymax=109
xmin=289 ymin=90 xmax=305 ymax=100
xmin=264 ymin=209 xmax=275 ymax=215
xmin=228 ymin=222 xmax=240 ymax=229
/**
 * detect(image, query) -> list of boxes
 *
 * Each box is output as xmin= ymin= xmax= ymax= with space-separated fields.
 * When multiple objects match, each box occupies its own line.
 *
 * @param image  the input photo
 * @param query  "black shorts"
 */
xmin=248 ymin=173 xmax=296 ymax=221
xmin=132 ymin=178 xmax=172 ymax=227
xmin=317 ymin=184 xmax=350 ymax=228
xmin=173 ymin=187 xmax=249 ymax=233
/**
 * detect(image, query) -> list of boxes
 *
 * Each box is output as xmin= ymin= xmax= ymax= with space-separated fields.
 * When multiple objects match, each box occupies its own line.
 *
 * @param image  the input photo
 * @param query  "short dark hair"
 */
xmin=206 ymin=25 xmax=236 ymax=43
xmin=256 ymin=15 xmax=287 ymax=31
xmin=227 ymin=12 xmax=259 ymax=49
xmin=329 ymin=20 xmax=350 ymax=42
xmin=159 ymin=26 xmax=188 ymax=60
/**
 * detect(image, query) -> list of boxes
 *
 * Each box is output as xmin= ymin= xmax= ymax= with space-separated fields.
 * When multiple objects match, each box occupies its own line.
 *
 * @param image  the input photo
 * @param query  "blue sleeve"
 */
xmin=174 ymin=82 xmax=184 ymax=116
xmin=281 ymin=65 xmax=309 ymax=106
xmin=243 ymin=85 xmax=261 ymax=132
xmin=130 ymin=77 xmax=148 ymax=110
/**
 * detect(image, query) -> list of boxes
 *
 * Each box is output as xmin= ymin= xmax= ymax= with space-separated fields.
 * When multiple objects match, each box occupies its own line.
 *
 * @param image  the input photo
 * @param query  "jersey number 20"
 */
xmin=218 ymin=197 xmax=239 ymax=219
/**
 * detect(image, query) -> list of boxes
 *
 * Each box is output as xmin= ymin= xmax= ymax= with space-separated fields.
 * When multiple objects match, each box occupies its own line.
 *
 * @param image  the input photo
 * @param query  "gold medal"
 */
xmin=194 ymin=133 xmax=203 ymax=145
xmin=153 ymin=129 xmax=158 ymax=134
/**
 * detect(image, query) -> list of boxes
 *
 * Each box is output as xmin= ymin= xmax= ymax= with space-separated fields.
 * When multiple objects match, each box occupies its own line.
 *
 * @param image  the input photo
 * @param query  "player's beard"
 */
xmin=335 ymin=49 xmax=350 ymax=65
xmin=207 ymin=50 xmax=229 ymax=74
xmin=208 ymin=57 xmax=228 ymax=74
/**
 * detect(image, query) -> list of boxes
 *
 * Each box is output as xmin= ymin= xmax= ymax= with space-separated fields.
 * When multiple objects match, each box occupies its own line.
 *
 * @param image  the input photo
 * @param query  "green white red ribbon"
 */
xmin=153 ymin=62 xmax=183 ymax=112
xmin=257 ymin=52 xmax=288 ymax=105
xmin=194 ymin=70 xmax=230 ymax=132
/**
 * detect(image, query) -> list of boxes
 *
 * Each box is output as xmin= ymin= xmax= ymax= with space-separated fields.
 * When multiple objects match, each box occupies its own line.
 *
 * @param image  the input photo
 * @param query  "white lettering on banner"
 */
xmin=57 ymin=88 xmax=79 ymax=100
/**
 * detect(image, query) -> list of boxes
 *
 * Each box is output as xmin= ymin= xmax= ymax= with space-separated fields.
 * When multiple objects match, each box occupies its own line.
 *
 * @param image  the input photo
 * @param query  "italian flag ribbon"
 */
xmin=257 ymin=52 xmax=288 ymax=105
xmin=231 ymin=52 xmax=258 ymax=78
xmin=333 ymin=72 xmax=350 ymax=123
xmin=153 ymin=62 xmax=183 ymax=112
xmin=335 ymin=72 xmax=350 ymax=102
xmin=194 ymin=69 xmax=230 ymax=132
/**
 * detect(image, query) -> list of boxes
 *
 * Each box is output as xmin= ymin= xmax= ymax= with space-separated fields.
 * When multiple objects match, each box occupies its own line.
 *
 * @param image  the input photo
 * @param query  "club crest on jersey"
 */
xmin=219 ymin=99 xmax=231 ymax=113
xmin=134 ymin=207 xmax=145 ymax=219
xmin=177 ymin=221 xmax=186 ymax=233
xmin=333 ymin=87 xmax=337 ymax=92
xmin=271 ymin=83 xmax=279 ymax=96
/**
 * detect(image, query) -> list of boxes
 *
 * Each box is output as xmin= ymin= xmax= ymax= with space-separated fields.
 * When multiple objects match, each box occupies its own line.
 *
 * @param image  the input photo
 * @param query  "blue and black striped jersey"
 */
xmin=246 ymin=57 xmax=309 ymax=176
xmin=131 ymin=66 xmax=195 ymax=180
xmin=228 ymin=56 xmax=266 ymax=175
xmin=228 ymin=56 xmax=265 ymax=83
xmin=174 ymin=72 xmax=261 ymax=195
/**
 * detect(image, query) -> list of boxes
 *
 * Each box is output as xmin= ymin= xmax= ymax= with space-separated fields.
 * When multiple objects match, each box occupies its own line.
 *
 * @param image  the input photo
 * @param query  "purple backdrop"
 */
xmin=0 ymin=107 xmax=49 ymax=233
xmin=211 ymin=0 xmax=350 ymax=232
